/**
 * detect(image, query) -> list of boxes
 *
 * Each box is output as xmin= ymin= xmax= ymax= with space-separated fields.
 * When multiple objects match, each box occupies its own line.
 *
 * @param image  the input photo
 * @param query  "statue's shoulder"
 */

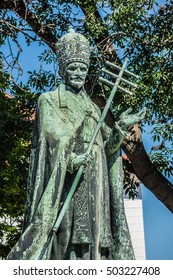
xmin=37 ymin=88 xmax=60 ymax=105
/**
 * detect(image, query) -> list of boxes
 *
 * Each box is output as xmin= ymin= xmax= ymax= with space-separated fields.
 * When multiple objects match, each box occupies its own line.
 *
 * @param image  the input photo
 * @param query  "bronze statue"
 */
xmin=7 ymin=28 xmax=145 ymax=260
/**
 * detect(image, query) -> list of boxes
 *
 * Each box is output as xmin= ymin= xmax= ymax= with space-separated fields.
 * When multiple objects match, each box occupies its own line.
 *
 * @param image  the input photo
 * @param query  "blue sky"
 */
xmin=1 ymin=0 xmax=172 ymax=260
xmin=142 ymin=127 xmax=173 ymax=260
xmin=142 ymin=185 xmax=173 ymax=260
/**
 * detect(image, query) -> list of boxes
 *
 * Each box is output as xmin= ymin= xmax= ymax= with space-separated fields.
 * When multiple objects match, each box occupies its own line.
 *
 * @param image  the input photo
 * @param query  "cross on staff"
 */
xmin=38 ymin=58 xmax=140 ymax=259
xmin=99 ymin=60 xmax=139 ymax=96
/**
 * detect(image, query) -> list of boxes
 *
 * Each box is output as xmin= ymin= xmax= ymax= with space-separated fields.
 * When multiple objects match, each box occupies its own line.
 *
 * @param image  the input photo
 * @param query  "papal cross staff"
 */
xmin=39 ymin=59 xmax=139 ymax=259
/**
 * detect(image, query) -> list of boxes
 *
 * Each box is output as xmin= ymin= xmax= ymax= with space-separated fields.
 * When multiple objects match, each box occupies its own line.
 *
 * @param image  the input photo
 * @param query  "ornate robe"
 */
xmin=7 ymin=84 xmax=135 ymax=260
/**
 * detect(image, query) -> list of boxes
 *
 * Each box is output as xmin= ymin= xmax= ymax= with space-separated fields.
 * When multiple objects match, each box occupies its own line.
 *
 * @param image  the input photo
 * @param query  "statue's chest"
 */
xmin=60 ymin=91 xmax=100 ymax=127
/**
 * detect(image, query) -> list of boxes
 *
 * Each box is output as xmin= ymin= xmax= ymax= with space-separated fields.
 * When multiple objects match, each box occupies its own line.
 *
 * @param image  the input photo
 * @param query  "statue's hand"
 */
xmin=72 ymin=153 xmax=93 ymax=169
xmin=118 ymin=107 xmax=146 ymax=130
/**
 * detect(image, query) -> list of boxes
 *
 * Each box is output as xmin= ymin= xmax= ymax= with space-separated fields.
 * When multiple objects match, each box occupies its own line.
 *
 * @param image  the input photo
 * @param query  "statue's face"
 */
xmin=65 ymin=62 xmax=88 ymax=91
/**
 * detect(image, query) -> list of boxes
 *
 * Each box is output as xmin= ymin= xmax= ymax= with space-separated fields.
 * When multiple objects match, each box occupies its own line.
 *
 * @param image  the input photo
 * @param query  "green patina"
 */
xmin=7 ymin=28 xmax=145 ymax=260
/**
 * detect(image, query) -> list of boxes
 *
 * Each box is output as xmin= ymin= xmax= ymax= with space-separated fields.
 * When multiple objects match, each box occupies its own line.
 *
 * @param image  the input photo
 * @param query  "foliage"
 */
xmin=0 ymin=0 xmax=172 ymax=256
xmin=0 ymin=64 xmax=37 ymax=257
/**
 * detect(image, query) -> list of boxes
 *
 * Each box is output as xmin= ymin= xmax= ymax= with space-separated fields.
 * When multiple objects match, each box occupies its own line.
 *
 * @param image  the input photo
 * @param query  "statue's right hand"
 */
xmin=72 ymin=153 xmax=93 ymax=169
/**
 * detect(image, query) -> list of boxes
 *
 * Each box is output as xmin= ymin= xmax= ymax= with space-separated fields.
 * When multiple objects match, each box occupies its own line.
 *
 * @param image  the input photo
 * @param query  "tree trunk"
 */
xmin=122 ymin=125 xmax=173 ymax=213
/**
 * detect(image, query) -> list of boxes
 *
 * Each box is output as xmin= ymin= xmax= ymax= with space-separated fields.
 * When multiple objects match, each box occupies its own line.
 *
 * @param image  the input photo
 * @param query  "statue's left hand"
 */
xmin=118 ymin=107 xmax=146 ymax=130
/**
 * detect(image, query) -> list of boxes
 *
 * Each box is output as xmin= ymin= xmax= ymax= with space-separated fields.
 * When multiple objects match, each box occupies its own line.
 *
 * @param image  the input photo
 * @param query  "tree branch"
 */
xmin=0 ymin=19 xmax=37 ymax=41
xmin=0 ymin=0 xmax=57 ymax=52
xmin=79 ymin=1 xmax=121 ymax=64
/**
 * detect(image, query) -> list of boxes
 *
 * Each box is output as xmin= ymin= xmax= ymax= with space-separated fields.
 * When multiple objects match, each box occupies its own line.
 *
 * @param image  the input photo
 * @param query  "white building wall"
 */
xmin=124 ymin=198 xmax=146 ymax=260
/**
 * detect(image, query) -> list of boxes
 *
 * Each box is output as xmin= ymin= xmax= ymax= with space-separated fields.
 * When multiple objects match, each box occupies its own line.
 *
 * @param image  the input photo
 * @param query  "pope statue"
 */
xmin=7 ymin=28 xmax=145 ymax=260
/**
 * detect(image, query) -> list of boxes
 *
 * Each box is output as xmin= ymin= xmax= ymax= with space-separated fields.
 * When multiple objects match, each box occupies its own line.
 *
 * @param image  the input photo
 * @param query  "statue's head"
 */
xmin=56 ymin=27 xmax=90 ymax=91
xmin=64 ymin=61 xmax=88 ymax=91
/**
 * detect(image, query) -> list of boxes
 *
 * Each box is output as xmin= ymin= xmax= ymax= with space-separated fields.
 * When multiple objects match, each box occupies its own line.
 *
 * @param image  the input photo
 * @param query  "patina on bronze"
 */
xmin=7 ymin=27 xmax=146 ymax=260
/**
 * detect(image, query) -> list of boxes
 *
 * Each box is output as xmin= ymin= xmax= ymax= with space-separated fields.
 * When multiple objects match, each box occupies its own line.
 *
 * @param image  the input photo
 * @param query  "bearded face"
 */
xmin=64 ymin=62 xmax=88 ymax=91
